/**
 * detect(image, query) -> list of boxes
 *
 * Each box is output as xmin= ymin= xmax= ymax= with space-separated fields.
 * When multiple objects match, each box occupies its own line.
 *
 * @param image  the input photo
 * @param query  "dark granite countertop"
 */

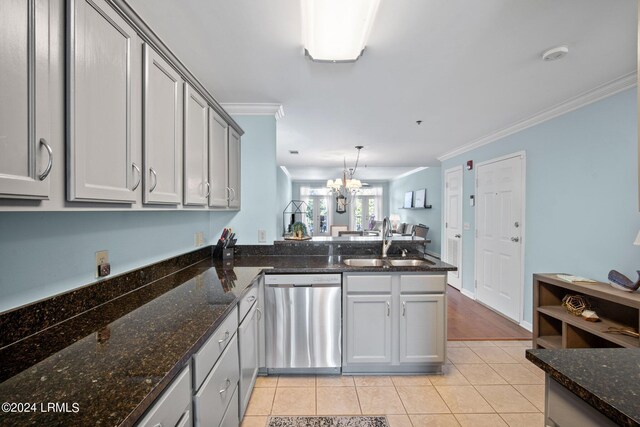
xmin=275 ymin=236 xmax=429 ymax=244
xmin=230 ymin=254 xmax=456 ymax=273
xmin=0 ymin=252 xmax=454 ymax=426
xmin=526 ymin=348 xmax=640 ymax=427
xmin=0 ymin=259 xmax=263 ymax=427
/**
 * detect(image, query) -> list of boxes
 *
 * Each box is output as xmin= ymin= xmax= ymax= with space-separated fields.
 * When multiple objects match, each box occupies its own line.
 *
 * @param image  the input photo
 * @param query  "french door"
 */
xmin=305 ymin=196 xmax=331 ymax=236
xmin=475 ymin=153 xmax=525 ymax=322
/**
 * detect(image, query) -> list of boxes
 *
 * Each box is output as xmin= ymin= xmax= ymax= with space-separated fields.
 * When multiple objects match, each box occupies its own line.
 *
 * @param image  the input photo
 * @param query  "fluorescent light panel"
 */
xmin=302 ymin=0 xmax=381 ymax=62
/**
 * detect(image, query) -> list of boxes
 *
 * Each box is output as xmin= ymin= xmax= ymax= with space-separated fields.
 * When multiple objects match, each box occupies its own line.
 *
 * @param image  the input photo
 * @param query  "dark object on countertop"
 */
xmin=607 ymin=270 xmax=640 ymax=292
xmin=214 ymin=228 xmax=237 ymax=258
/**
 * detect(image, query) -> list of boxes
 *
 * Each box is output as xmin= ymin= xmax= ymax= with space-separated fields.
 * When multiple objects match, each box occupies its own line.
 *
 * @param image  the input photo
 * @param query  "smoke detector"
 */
xmin=542 ymin=45 xmax=569 ymax=62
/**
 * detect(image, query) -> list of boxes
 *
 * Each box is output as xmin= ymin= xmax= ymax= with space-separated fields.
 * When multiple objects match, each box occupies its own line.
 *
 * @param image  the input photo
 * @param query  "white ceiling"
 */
xmin=128 ymin=0 xmax=636 ymax=177
xmin=284 ymin=166 xmax=423 ymax=181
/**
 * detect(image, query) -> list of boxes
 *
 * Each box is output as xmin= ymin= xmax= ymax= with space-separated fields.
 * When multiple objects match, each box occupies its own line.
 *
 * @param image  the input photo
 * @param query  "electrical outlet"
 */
xmin=258 ymin=229 xmax=266 ymax=243
xmin=194 ymin=231 xmax=204 ymax=247
xmin=95 ymin=250 xmax=110 ymax=278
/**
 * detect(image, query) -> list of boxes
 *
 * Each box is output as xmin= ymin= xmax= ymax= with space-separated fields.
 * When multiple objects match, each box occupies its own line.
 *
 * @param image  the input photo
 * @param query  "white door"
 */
xmin=305 ymin=195 xmax=331 ymax=236
xmin=143 ymin=44 xmax=183 ymax=204
xmin=183 ymin=84 xmax=209 ymax=206
xmin=444 ymin=167 xmax=463 ymax=290
xmin=476 ymin=154 xmax=524 ymax=322
xmin=0 ymin=0 xmax=51 ymax=199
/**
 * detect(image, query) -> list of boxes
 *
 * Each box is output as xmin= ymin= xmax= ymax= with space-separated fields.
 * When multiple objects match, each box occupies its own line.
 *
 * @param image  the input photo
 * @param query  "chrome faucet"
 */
xmin=382 ymin=217 xmax=393 ymax=258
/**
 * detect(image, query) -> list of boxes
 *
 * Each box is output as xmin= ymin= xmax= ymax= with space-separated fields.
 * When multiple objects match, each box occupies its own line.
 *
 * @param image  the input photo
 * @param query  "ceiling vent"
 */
xmin=289 ymin=150 xmax=299 ymax=155
xmin=542 ymin=45 xmax=569 ymax=62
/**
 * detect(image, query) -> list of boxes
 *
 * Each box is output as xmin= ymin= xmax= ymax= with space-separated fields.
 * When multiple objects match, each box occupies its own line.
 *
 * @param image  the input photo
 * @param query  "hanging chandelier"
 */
xmin=326 ymin=146 xmax=363 ymax=214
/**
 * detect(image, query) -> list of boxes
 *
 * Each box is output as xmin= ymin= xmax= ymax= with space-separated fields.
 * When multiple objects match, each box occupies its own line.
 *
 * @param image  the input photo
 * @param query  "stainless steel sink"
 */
xmin=388 ymin=259 xmax=433 ymax=267
xmin=343 ymin=258 xmax=385 ymax=267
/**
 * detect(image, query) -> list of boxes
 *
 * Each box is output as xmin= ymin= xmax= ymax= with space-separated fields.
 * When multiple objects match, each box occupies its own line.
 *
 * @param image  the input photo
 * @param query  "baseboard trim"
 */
xmin=519 ymin=320 xmax=533 ymax=332
xmin=461 ymin=288 xmax=476 ymax=300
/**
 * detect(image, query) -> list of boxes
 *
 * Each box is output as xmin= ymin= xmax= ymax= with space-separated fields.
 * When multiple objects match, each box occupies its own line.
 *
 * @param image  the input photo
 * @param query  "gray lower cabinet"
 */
xmin=142 ymin=44 xmax=183 ymax=204
xmin=194 ymin=333 xmax=240 ymax=427
xmin=545 ymin=375 xmax=617 ymax=427
xmin=137 ymin=365 xmax=192 ymax=427
xmin=343 ymin=273 xmax=446 ymax=373
xmin=345 ymin=295 xmax=392 ymax=364
xmin=0 ymin=0 xmax=52 ymax=199
xmin=399 ymin=294 xmax=445 ymax=363
xmin=239 ymin=301 xmax=259 ymax=419
xmin=67 ymin=0 xmax=142 ymax=203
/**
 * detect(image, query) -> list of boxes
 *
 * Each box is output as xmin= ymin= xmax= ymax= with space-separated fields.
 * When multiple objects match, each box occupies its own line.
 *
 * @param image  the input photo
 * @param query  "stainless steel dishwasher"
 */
xmin=264 ymin=274 xmax=341 ymax=374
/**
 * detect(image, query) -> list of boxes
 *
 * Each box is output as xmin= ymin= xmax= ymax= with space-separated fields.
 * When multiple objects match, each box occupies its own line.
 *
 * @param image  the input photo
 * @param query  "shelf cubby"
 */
xmin=533 ymin=274 xmax=640 ymax=350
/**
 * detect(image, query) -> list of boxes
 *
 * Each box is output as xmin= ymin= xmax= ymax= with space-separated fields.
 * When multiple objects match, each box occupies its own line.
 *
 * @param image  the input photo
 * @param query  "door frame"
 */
xmin=443 ymin=165 xmax=464 ymax=291
xmin=306 ymin=194 xmax=333 ymax=236
xmin=473 ymin=151 xmax=527 ymax=327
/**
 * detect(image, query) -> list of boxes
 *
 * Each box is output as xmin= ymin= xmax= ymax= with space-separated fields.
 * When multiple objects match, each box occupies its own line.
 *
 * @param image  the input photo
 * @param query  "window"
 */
xmin=350 ymin=186 xmax=383 ymax=231
xmin=300 ymin=186 xmax=333 ymax=236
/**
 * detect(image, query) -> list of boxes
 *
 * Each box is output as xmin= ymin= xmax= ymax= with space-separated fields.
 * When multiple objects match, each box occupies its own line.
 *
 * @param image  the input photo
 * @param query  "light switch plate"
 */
xmin=194 ymin=231 xmax=205 ymax=247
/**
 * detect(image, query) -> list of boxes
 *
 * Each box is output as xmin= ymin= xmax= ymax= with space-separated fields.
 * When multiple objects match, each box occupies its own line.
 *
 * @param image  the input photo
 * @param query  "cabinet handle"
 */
xmin=219 ymin=378 xmax=231 ymax=394
xmin=149 ymin=167 xmax=158 ymax=192
xmin=204 ymin=181 xmax=211 ymax=198
xmin=38 ymin=138 xmax=53 ymax=181
xmin=387 ymin=301 xmax=390 ymax=316
xmin=226 ymin=186 xmax=231 ymax=201
xmin=218 ymin=330 xmax=230 ymax=344
xmin=230 ymin=187 xmax=236 ymax=201
xmin=131 ymin=163 xmax=141 ymax=191
xmin=402 ymin=301 xmax=406 ymax=316
xmin=256 ymin=307 xmax=262 ymax=320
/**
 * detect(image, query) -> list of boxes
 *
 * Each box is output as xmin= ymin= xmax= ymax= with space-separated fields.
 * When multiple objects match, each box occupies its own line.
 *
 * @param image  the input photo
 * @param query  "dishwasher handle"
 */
xmin=266 ymin=283 xmax=340 ymax=288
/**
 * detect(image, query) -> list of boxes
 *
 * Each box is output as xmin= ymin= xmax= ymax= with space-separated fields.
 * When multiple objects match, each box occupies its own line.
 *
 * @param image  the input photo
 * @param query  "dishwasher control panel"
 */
xmin=264 ymin=274 xmax=342 ymax=285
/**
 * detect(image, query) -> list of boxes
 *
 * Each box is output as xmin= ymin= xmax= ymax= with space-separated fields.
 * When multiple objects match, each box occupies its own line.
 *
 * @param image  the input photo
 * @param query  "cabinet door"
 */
xmin=208 ymin=109 xmax=229 ymax=207
xmin=399 ymin=295 xmax=445 ymax=364
xmin=183 ymin=84 xmax=208 ymax=205
xmin=239 ymin=303 xmax=259 ymax=419
xmin=143 ymin=44 xmax=182 ymax=204
xmin=0 ymin=0 xmax=51 ymax=199
xmin=228 ymin=128 xmax=241 ymax=209
xmin=345 ymin=295 xmax=392 ymax=364
xmin=68 ymin=0 xmax=141 ymax=203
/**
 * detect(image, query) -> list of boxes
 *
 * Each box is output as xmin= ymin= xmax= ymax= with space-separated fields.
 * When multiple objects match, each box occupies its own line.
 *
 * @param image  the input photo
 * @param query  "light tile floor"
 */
xmin=242 ymin=340 xmax=543 ymax=427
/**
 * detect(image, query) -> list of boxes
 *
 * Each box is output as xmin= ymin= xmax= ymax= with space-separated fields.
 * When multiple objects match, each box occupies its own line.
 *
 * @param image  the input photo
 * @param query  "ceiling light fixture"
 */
xmin=542 ymin=45 xmax=569 ymax=61
xmin=327 ymin=146 xmax=364 ymax=213
xmin=302 ymin=0 xmax=381 ymax=62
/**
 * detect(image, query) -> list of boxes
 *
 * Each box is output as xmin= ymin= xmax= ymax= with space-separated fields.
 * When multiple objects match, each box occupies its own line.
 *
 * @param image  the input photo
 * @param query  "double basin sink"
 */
xmin=343 ymin=258 xmax=434 ymax=268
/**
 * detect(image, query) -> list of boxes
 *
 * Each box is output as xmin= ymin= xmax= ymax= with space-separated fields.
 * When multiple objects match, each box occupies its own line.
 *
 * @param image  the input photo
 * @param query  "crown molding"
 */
xmin=392 ymin=167 xmax=429 ymax=180
xmin=437 ymin=72 xmax=637 ymax=162
xmin=220 ymin=103 xmax=285 ymax=120
xmin=279 ymin=166 xmax=292 ymax=179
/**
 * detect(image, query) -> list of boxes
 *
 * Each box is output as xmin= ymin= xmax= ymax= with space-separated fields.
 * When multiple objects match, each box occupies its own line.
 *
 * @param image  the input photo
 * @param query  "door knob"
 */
xmin=511 ymin=237 xmax=520 ymax=242
xmin=454 ymin=234 xmax=461 ymax=238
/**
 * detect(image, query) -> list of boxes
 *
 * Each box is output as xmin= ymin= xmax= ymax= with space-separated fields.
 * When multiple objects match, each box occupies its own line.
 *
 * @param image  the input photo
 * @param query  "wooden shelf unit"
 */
xmin=533 ymin=274 xmax=640 ymax=349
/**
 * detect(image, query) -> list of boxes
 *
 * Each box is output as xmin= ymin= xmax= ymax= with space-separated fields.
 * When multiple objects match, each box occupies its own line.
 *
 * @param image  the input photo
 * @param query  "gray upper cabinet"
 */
xmin=228 ymin=128 xmax=241 ymax=209
xmin=345 ymin=295 xmax=392 ymax=365
xmin=399 ymin=294 xmax=445 ymax=364
xmin=0 ymin=0 xmax=51 ymax=199
xmin=208 ymin=109 xmax=229 ymax=208
xmin=183 ymin=84 xmax=208 ymax=206
xmin=67 ymin=0 xmax=142 ymax=203
xmin=143 ymin=44 xmax=182 ymax=204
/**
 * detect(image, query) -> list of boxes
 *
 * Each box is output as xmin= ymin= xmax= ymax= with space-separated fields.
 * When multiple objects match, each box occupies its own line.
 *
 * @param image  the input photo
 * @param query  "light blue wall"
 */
xmin=389 ymin=168 xmax=442 ymax=256
xmin=276 ymin=167 xmax=293 ymax=237
xmin=0 ymin=115 xmax=279 ymax=312
xmin=222 ymin=115 xmax=278 ymax=244
xmin=0 ymin=211 xmax=212 ymax=312
xmin=441 ymin=88 xmax=640 ymax=324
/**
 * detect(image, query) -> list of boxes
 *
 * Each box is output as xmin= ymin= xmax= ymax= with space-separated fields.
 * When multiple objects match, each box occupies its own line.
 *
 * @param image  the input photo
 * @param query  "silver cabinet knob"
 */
xmin=511 ymin=237 xmax=520 ymax=242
